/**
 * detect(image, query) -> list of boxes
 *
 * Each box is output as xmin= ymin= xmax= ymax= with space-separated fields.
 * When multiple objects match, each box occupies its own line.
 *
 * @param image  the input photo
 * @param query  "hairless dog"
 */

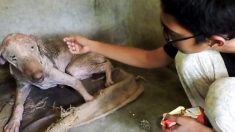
xmin=0 ymin=33 xmax=113 ymax=132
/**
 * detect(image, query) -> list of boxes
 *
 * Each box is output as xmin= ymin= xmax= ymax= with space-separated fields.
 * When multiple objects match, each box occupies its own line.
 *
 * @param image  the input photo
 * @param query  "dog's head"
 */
xmin=0 ymin=33 xmax=45 ymax=83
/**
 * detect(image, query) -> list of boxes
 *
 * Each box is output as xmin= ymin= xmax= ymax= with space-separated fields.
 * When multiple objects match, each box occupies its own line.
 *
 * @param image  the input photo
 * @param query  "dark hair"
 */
xmin=161 ymin=0 xmax=235 ymax=42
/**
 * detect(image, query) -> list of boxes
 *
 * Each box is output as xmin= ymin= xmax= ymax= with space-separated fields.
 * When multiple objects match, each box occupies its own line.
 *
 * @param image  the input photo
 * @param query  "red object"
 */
xmin=161 ymin=106 xmax=205 ymax=128
xmin=161 ymin=119 xmax=176 ymax=128
xmin=196 ymin=107 xmax=205 ymax=123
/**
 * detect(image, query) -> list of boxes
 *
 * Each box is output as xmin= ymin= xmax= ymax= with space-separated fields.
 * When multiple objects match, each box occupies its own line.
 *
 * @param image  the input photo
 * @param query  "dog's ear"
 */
xmin=0 ymin=39 xmax=6 ymax=65
xmin=0 ymin=57 xmax=6 ymax=65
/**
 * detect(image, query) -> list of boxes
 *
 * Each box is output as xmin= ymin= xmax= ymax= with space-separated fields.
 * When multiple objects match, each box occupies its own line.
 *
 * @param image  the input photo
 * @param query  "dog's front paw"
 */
xmin=4 ymin=118 xmax=20 ymax=132
xmin=105 ymin=79 xmax=114 ymax=87
xmin=84 ymin=95 xmax=94 ymax=102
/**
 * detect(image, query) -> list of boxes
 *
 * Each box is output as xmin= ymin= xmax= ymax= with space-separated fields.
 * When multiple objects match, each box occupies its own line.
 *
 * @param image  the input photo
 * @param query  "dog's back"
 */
xmin=39 ymin=38 xmax=74 ymax=72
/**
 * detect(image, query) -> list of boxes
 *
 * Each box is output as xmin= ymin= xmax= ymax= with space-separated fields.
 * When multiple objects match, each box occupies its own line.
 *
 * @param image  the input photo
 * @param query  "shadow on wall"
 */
xmin=0 ymin=0 xmax=164 ymax=49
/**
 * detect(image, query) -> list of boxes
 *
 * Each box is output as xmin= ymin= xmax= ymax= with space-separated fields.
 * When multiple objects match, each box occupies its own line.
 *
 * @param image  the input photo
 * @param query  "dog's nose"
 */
xmin=32 ymin=72 xmax=44 ymax=83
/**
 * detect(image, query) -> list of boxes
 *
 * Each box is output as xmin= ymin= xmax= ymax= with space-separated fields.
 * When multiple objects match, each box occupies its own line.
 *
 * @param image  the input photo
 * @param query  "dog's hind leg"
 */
xmin=66 ymin=57 xmax=113 ymax=87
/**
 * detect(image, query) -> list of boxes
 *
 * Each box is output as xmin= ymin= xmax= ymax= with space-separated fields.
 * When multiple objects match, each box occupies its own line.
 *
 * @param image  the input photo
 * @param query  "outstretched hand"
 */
xmin=63 ymin=35 xmax=91 ymax=54
xmin=162 ymin=114 xmax=213 ymax=132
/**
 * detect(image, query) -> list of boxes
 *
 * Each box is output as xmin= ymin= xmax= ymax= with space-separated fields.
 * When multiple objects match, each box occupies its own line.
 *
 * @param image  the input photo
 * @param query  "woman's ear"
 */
xmin=208 ymin=35 xmax=226 ymax=47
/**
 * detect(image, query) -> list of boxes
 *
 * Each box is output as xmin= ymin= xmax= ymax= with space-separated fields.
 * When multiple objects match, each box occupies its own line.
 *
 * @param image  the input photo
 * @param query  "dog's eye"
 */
xmin=31 ymin=46 xmax=34 ymax=49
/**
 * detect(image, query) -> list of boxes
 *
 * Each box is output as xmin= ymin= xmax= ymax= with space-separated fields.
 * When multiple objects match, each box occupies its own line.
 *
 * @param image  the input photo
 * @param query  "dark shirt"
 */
xmin=163 ymin=44 xmax=235 ymax=77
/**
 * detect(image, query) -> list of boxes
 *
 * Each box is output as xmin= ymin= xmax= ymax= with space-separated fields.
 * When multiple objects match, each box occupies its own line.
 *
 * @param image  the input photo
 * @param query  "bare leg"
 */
xmin=4 ymin=83 xmax=31 ymax=132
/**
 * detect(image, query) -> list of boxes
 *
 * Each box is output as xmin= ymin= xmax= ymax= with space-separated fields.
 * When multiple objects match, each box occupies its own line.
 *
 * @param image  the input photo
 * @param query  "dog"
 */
xmin=0 ymin=33 xmax=113 ymax=132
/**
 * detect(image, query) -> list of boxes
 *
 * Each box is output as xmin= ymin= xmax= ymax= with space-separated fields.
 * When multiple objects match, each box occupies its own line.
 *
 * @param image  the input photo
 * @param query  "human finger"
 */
xmin=63 ymin=37 xmax=76 ymax=43
xmin=169 ymin=124 xmax=180 ymax=132
xmin=162 ymin=123 xmax=180 ymax=132
xmin=165 ymin=114 xmax=191 ymax=125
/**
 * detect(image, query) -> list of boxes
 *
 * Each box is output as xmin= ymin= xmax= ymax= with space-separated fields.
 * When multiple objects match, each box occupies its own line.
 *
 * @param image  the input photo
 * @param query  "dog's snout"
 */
xmin=32 ymin=72 xmax=44 ymax=83
xmin=22 ymin=59 xmax=44 ymax=83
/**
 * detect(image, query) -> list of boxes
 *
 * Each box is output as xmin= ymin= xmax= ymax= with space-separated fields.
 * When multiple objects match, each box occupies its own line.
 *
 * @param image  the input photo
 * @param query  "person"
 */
xmin=63 ymin=0 xmax=235 ymax=131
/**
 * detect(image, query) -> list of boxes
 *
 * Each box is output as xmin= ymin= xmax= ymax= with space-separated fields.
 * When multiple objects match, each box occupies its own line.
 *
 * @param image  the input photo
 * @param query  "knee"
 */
xmin=205 ymin=78 xmax=235 ymax=131
xmin=65 ymin=65 xmax=76 ymax=75
xmin=66 ymin=65 xmax=90 ymax=79
xmin=66 ymin=65 xmax=84 ymax=76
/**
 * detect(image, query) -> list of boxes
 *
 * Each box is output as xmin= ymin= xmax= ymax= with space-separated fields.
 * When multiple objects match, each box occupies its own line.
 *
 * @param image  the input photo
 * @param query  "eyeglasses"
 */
xmin=162 ymin=22 xmax=235 ymax=45
xmin=162 ymin=23 xmax=202 ymax=45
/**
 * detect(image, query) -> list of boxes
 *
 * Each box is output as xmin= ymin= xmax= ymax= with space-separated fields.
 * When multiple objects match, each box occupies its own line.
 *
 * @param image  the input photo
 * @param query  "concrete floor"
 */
xmin=69 ymin=63 xmax=191 ymax=132
xmin=0 ymin=0 xmax=191 ymax=131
